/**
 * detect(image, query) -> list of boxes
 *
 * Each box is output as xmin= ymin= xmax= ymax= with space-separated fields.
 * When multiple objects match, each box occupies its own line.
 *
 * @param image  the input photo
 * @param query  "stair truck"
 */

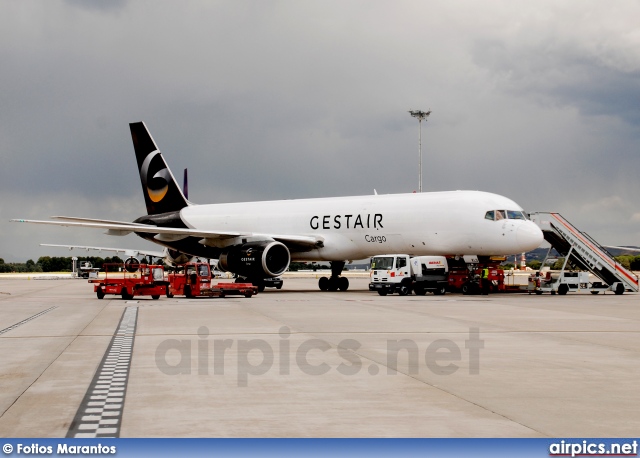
xmin=369 ymin=255 xmax=449 ymax=296
xmin=529 ymin=212 xmax=639 ymax=295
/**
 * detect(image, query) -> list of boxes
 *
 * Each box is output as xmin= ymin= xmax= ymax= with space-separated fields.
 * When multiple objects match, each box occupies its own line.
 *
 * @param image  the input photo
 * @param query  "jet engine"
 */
xmin=218 ymin=241 xmax=290 ymax=278
xmin=124 ymin=257 xmax=141 ymax=272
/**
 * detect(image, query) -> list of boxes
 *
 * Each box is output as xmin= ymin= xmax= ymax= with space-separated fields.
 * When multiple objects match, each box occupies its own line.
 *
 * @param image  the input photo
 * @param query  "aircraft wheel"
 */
xmin=338 ymin=277 xmax=349 ymax=291
xmin=327 ymin=277 xmax=339 ymax=291
xmin=318 ymin=276 xmax=329 ymax=291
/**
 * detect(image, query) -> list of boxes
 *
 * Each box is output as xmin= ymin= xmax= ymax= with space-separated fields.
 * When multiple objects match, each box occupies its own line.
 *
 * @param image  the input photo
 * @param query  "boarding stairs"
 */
xmin=529 ymin=212 xmax=639 ymax=294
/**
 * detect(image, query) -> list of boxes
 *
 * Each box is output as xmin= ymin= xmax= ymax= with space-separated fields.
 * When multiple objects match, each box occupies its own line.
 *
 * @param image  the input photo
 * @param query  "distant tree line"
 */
xmin=0 ymin=258 xmax=42 ymax=273
xmin=614 ymin=255 xmax=640 ymax=271
xmin=2 ymin=254 xmax=639 ymax=274
xmin=0 ymin=256 xmax=124 ymax=273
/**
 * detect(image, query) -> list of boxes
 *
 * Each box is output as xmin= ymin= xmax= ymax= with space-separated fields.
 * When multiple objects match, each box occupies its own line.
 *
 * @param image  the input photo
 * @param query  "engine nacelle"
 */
xmin=124 ymin=257 xmax=141 ymax=273
xmin=219 ymin=241 xmax=290 ymax=278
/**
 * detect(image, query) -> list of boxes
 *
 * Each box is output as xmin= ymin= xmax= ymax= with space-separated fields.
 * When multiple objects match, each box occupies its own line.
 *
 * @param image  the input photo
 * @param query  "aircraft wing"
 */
xmin=40 ymin=244 xmax=166 ymax=258
xmin=13 ymin=218 xmax=324 ymax=251
xmin=604 ymin=245 xmax=640 ymax=253
xmin=12 ymin=218 xmax=248 ymax=239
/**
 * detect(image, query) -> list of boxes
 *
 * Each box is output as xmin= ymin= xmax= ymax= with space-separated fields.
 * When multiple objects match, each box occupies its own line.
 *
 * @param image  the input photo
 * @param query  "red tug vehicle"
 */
xmin=446 ymin=256 xmax=527 ymax=294
xmin=90 ymin=260 xmax=257 ymax=299
xmin=91 ymin=261 xmax=168 ymax=300
xmin=166 ymin=262 xmax=257 ymax=298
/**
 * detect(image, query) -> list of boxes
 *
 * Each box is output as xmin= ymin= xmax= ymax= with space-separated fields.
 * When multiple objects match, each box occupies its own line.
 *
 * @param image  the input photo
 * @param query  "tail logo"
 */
xmin=140 ymin=150 xmax=171 ymax=203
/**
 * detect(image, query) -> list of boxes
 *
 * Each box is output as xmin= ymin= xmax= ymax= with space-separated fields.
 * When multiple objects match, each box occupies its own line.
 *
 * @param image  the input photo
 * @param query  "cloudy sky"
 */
xmin=1 ymin=0 xmax=639 ymax=262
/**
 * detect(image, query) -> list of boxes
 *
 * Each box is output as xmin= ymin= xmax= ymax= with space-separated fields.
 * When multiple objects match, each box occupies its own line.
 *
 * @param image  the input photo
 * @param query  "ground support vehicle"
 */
xmin=167 ymin=262 xmax=213 ymax=298
xmin=532 ymin=271 xmax=589 ymax=295
xmin=529 ymin=212 xmax=638 ymax=294
xmin=234 ymin=275 xmax=283 ymax=292
xmin=447 ymin=258 xmax=507 ymax=295
xmin=529 ymin=238 xmax=629 ymax=295
xmin=73 ymin=259 xmax=100 ymax=279
xmin=369 ymin=255 xmax=448 ymax=296
xmin=197 ymin=282 xmax=257 ymax=298
xmin=531 ymin=269 xmax=617 ymax=295
xmin=168 ymin=262 xmax=257 ymax=298
xmin=90 ymin=263 xmax=168 ymax=300
xmin=262 ymin=276 xmax=284 ymax=290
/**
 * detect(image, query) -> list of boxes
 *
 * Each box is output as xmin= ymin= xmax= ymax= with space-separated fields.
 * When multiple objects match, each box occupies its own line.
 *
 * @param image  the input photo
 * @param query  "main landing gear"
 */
xmin=318 ymin=261 xmax=349 ymax=291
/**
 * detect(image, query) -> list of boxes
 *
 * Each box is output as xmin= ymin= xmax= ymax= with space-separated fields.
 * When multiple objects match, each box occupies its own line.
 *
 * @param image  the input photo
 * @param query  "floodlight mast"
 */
xmin=408 ymin=109 xmax=431 ymax=193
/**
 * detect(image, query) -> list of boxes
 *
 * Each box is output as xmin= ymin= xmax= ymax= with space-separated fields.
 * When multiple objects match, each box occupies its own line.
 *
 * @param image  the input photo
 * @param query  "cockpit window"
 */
xmin=507 ymin=210 xmax=526 ymax=220
xmin=486 ymin=210 xmax=526 ymax=221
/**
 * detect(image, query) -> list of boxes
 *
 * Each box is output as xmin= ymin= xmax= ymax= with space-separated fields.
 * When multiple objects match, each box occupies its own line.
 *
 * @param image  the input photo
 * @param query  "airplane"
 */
xmin=39 ymin=243 xmax=215 ymax=274
xmin=604 ymin=246 xmax=640 ymax=253
xmin=40 ymin=243 xmax=167 ymax=261
xmin=12 ymin=121 xmax=544 ymax=291
xmin=39 ymin=243 xmax=170 ymax=266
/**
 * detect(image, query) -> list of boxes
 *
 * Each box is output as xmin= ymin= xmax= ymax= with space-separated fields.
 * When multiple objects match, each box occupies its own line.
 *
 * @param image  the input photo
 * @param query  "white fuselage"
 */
xmin=179 ymin=190 xmax=543 ymax=261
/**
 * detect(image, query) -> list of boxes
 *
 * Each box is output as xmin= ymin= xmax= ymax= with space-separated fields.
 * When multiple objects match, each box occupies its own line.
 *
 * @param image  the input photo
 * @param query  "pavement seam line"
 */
xmin=0 ymin=306 xmax=58 ymax=336
xmin=0 ymin=295 xmax=120 ymax=421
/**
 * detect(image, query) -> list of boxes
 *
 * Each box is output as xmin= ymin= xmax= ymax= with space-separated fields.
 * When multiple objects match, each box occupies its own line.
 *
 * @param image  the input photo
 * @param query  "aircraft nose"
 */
xmin=517 ymin=222 xmax=544 ymax=251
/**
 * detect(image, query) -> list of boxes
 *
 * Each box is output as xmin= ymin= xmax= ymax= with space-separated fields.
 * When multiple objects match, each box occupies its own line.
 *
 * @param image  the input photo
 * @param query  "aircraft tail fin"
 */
xmin=130 ymin=122 xmax=189 ymax=215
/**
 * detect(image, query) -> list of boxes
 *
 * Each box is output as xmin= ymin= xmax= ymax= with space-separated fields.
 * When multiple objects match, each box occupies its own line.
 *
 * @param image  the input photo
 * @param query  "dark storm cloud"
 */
xmin=473 ymin=39 xmax=640 ymax=126
xmin=65 ymin=0 xmax=128 ymax=12
xmin=1 ymin=1 xmax=639 ymax=261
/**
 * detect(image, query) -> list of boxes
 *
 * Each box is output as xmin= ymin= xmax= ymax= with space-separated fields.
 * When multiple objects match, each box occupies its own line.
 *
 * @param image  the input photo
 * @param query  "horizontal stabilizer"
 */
xmin=52 ymin=216 xmax=149 ymax=226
